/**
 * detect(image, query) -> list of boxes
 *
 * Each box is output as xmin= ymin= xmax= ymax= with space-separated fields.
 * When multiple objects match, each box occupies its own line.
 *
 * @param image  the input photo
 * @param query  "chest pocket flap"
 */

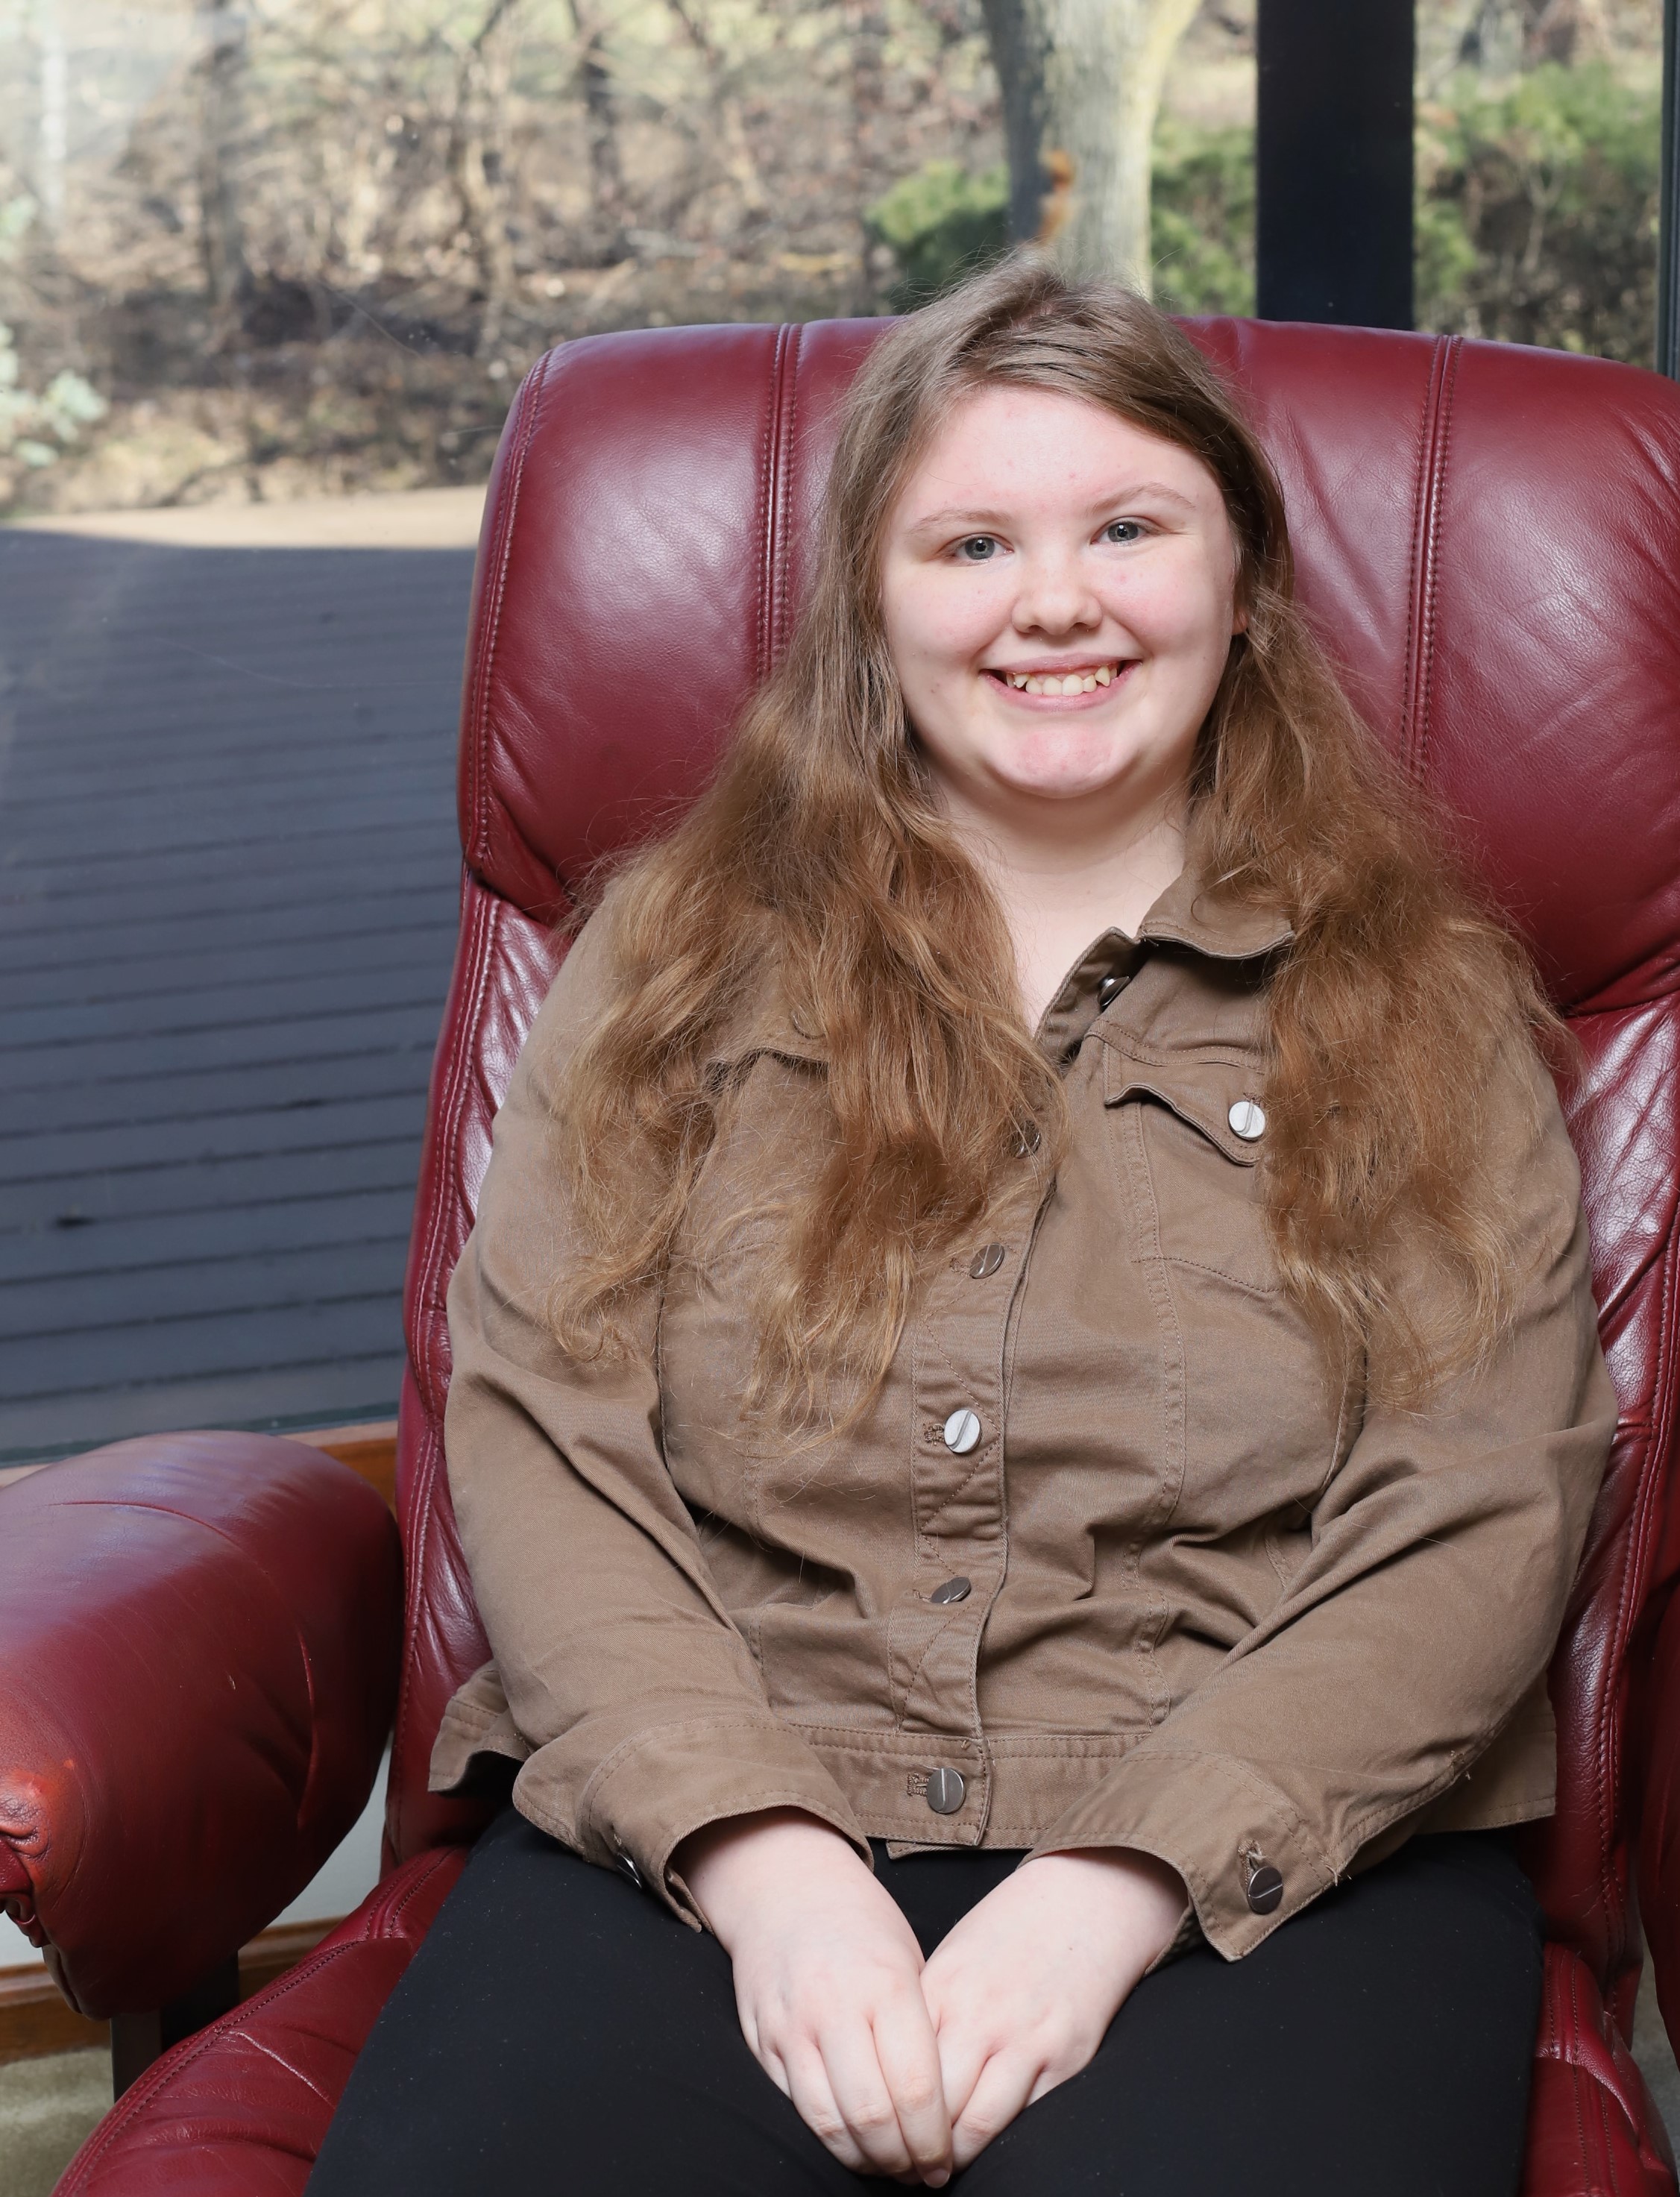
xmin=1101 ymin=1044 xmax=1268 ymax=1167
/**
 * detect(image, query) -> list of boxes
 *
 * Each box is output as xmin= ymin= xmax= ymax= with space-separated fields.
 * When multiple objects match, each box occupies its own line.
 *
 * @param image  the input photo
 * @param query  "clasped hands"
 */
xmin=675 ymin=1808 xmax=1186 ymax=2186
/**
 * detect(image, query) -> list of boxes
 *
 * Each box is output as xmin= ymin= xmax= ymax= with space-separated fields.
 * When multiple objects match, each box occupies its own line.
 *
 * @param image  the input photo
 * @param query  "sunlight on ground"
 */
xmin=5 ymin=483 xmax=486 ymax=550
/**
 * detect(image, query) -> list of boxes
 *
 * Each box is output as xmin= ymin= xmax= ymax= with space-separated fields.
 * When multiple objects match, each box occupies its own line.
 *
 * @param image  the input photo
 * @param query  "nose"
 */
xmin=1010 ymin=547 xmax=1103 ymax=638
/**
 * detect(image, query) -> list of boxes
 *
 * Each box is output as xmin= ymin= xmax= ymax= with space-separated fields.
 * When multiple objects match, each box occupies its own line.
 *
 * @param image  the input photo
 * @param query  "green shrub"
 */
xmin=865 ymin=160 xmax=1009 ymax=311
xmin=1151 ymin=117 xmax=1256 ymax=315
xmin=1417 ymin=61 xmax=1660 ymax=362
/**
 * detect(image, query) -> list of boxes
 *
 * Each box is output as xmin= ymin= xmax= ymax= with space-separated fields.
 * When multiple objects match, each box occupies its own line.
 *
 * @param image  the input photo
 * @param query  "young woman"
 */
xmin=308 ymin=257 xmax=1613 ymax=2196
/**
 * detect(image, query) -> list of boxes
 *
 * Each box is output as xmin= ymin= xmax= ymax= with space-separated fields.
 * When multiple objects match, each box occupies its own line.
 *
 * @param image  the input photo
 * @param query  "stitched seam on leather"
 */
xmin=465 ymin=351 xmax=550 ymax=877
xmin=1596 ymin=1207 xmax=1680 ymax=1979
xmin=1563 ymin=1955 xmax=1596 ymax=2188
xmin=1580 ymin=1952 xmax=1626 ymax=2197
xmin=414 ymin=881 xmax=499 ymax=1420
xmin=755 ymin=327 xmax=790 ymax=685
xmin=1412 ymin=336 xmax=1462 ymax=786
xmin=1398 ymin=337 xmax=1450 ymax=783
xmin=772 ymin=321 xmax=802 ymax=664
xmin=376 ymin=1843 xmax=463 ymax=1937
xmin=392 ymin=883 xmax=501 ymax=1858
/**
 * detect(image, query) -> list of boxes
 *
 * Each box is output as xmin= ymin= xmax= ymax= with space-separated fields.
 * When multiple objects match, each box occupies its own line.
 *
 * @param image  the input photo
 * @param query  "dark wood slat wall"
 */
xmin=0 ymin=531 xmax=474 ymax=1461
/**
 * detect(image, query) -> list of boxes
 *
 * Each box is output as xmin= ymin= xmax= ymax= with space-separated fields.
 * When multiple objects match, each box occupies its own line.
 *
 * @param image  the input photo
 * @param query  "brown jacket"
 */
xmin=431 ymin=866 xmax=1614 ymax=1959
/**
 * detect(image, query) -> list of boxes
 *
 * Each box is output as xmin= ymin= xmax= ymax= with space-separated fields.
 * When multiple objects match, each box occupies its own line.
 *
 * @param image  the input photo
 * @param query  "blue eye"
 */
xmin=957 ymin=535 xmax=998 ymax=561
xmin=1104 ymin=519 xmax=1145 ymax=545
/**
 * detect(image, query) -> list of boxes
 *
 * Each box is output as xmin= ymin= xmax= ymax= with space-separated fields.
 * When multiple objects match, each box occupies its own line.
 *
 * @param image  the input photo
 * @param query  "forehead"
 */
xmin=893 ymin=384 xmax=1220 ymax=521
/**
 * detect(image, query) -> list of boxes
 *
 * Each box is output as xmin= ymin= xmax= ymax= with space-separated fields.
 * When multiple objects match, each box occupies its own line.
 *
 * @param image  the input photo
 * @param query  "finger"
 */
xmin=950 ymin=2049 xmax=1042 ymax=2172
xmin=781 ymin=2044 xmax=873 ymax=2175
xmin=820 ymin=2017 xmax=921 ymax=2179
xmin=870 ymin=1991 xmax=953 ymax=2184
xmin=929 ymin=2010 xmax=992 ymax=2134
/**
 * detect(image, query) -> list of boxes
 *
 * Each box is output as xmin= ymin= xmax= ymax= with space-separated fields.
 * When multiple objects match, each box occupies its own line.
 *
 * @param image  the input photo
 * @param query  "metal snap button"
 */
xmin=1098 ymin=972 xmax=1126 ymax=1006
xmin=969 ymin=1242 xmax=1007 ymax=1280
xmin=929 ymin=1577 xmax=972 ymax=1604
xmin=616 ymin=1852 xmax=645 ymax=1891
xmin=1227 ymin=1098 xmax=1266 ymax=1142
xmin=925 ymin=1767 xmax=966 ymax=1815
xmin=1245 ymin=1864 xmax=1283 ymax=1914
xmin=943 ymin=1408 xmax=981 ymax=1454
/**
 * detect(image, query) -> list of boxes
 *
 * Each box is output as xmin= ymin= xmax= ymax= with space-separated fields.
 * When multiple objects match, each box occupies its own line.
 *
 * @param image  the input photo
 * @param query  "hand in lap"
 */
xmin=918 ymin=1848 xmax=1187 ymax=2172
xmin=679 ymin=1812 xmax=1186 ymax=2184
xmin=678 ymin=1811 xmax=956 ymax=2186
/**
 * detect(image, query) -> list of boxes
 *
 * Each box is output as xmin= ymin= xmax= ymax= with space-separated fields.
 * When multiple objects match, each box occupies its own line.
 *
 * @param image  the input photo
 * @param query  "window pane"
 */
xmin=1418 ymin=0 xmax=1664 ymax=361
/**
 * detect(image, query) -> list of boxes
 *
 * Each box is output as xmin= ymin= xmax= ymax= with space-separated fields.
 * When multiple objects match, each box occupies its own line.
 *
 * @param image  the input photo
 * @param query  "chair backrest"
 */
xmin=385 ymin=316 xmax=1680 ymax=2025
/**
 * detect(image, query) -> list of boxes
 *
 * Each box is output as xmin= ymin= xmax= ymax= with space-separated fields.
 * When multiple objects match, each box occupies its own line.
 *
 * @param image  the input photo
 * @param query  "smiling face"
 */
xmin=880 ymin=384 xmax=1245 ymax=852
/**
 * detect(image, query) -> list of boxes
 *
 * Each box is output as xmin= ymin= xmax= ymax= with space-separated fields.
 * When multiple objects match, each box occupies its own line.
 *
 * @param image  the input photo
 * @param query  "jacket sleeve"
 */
xmin=430 ymin=902 xmax=869 ymax=1923
xmin=1029 ymin=1033 xmax=1615 ymax=1958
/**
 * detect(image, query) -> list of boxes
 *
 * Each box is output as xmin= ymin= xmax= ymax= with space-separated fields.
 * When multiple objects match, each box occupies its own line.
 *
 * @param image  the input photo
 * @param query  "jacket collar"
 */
xmin=1133 ymin=859 xmax=1294 ymax=963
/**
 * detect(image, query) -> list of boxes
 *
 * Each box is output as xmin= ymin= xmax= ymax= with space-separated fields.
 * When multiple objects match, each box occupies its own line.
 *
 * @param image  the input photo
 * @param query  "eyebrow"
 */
xmin=903 ymin=483 xmax=1201 ymax=532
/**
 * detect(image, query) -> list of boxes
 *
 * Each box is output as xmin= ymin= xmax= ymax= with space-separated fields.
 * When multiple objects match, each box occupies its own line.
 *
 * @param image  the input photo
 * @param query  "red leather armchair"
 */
xmin=8 ymin=315 xmax=1680 ymax=2193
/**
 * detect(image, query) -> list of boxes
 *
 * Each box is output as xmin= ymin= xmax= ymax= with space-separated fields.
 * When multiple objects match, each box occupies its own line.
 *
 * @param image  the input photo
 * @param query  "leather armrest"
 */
xmin=0 ymin=1432 xmax=403 ymax=2019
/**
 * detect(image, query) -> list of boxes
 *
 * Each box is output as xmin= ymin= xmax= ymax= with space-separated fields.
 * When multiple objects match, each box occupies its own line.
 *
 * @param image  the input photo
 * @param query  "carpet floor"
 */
xmin=0 ymin=2050 xmax=110 ymax=2197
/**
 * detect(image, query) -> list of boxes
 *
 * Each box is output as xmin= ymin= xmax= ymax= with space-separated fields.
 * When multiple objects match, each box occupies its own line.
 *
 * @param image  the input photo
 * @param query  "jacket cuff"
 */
xmin=1028 ymin=1744 xmax=1337 ymax=1959
xmin=515 ymin=1714 xmax=873 ymax=1928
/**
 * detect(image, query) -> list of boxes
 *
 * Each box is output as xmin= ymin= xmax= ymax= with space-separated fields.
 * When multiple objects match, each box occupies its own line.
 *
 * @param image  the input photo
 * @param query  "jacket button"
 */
xmin=1098 ymin=972 xmax=1126 ymax=1006
xmin=929 ymin=1576 xmax=972 ymax=1604
xmin=1228 ymin=1098 xmax=1266 ymax=1141
xmin=943 ymin=1409 xmax=981 ymax=1454
xmin=616 ymin=1852 xmax=645 ymax=1891
xmin=969 ymin=1242 xmax=1007 ymax=1279
xmin=1246 ymin=1864 xmax=1283 ymax=1914
xmin=926 ymin=1767 xmax=966 ymax=1814
xmin=1015 ymin=1121 xmax=1042 ymax=1157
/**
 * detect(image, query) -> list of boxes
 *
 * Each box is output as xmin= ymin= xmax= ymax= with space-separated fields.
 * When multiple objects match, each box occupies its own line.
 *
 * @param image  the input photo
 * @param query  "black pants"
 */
xmin=308 ymin=1810 xmax=1543 ymax=2196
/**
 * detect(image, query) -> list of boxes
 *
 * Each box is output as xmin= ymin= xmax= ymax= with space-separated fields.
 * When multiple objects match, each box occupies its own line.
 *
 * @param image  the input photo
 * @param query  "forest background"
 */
xmin=0 ymin=0 xmax=1664 ymax=515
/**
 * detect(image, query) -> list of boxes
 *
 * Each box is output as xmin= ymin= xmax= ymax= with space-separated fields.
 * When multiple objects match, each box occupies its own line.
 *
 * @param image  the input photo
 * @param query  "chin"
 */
xmin=990 ymin=743 xmax=1141 ymax=803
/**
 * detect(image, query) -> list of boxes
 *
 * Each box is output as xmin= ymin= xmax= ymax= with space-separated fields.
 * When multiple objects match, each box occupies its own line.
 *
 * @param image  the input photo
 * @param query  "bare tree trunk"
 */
xmin=196 ymin=0 xmax=249 ymax=316
xmin=846 ymin=0 xmax=888 ymax=289
xmin=978 ymin=0 xmax=1050 ymax=248
xmin=1520 ymin=0 xmax=1608 ymax=65
xmin=1459 ymin=0 xmax=1608 ymax=68
xmin=564 ymin=0 xmax=627 ymax=264
xmin=450 ymin=0 xmax=520 ymax=355
xmin=34 ymin=0 xmax=67 ymax=233
xmin=665 ymin=0 xmax=768 ymax=220
xmin=979 ymin=0 xmax=1200 ymax=291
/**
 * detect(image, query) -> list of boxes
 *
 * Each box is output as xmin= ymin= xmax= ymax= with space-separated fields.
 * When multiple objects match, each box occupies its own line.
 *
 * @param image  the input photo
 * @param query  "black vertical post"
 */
xmin=1661 ymin=0 xmax=1680 ymax=375
xmin=1256 ymin=0 xmax=1415 ymax=329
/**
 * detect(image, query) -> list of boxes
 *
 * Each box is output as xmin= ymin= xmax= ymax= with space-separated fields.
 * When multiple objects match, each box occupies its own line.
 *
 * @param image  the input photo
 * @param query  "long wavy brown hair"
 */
xmin=546 ymin=254 xmax=1555 ymax=1424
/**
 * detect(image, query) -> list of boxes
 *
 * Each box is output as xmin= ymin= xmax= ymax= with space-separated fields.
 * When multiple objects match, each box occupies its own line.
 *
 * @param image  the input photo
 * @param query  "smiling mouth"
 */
xmin=984 ymin=660 xmax=1127 ymax=696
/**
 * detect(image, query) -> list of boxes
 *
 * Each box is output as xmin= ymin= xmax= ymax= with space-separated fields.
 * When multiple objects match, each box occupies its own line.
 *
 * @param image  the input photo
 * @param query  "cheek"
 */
xmin=1113 ymin=568 xmax=1236 ymax=670
xmin=886 ymin=571 xmax=1006 ymax=679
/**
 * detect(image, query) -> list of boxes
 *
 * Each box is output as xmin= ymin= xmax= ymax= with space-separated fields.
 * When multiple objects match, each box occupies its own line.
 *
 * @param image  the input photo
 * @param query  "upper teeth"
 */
xmin=1004 ymin=664 xmax=1117 ymax=694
